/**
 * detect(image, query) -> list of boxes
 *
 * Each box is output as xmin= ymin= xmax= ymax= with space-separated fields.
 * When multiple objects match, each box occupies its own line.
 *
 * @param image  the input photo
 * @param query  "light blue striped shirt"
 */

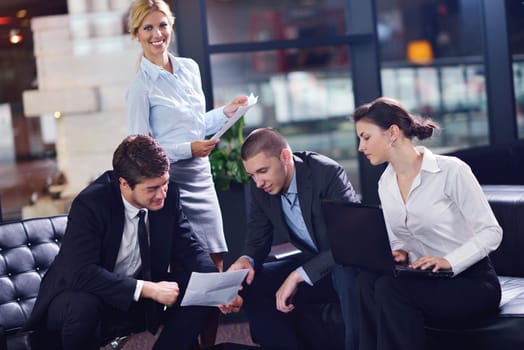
xmin=126 ymin=53 xmax=228 ymax=162
xmin=281 ymin=173 xmax=318 ymax=253
xmin=281 ymin=171 xmax=318 ymax=285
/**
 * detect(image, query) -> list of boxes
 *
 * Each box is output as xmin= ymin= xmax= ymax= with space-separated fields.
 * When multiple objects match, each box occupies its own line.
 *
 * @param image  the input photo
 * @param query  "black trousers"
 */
xmin=242 ymin=256 xmax=359 ymax=350
xmin=357 ymin=257 xmax=501 ymax=350
xmin=38 ymin=272 xmax=213 ymax=350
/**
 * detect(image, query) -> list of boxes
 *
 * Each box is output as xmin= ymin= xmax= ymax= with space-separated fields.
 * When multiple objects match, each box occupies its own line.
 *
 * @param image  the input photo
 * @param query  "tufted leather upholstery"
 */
xmin=0 ymin=215 xmax=66 ymax=349
xmin=424 ymin=185 xmax=524 ymax=349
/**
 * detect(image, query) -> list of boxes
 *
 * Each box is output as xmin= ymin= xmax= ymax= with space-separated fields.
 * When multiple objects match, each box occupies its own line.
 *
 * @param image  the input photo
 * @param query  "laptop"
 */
xmin=322 ymin=200 xmax=453 ymax=278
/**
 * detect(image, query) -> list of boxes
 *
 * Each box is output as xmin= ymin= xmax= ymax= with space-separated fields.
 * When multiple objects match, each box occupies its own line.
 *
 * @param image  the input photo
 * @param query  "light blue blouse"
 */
xmin=126 ymin=53 xmax=228 ymax=162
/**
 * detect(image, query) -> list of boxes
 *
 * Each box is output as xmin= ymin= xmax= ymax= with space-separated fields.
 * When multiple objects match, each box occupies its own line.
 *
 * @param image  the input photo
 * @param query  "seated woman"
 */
xmin=352 ymin=97 xmax=502 ymax=350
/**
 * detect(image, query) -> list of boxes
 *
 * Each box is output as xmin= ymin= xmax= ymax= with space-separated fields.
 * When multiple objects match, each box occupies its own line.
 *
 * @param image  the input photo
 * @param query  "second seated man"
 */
xmin=221 ymin=128 xmax=360 ymax=350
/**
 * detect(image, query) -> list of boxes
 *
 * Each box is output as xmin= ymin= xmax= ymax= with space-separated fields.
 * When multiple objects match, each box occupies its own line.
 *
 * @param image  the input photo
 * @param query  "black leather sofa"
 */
xmin=0 ymin=215 xmax=67 ymax=350
xmin=445 ymin=139 xmax=524 ymax=185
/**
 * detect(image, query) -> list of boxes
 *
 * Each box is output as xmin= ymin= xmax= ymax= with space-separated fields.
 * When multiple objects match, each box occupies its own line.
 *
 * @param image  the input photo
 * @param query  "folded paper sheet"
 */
xmin=211 ymin=93 xmax=258 ymax=140
xmin=180 ymin=269 xmax=249 ymax=307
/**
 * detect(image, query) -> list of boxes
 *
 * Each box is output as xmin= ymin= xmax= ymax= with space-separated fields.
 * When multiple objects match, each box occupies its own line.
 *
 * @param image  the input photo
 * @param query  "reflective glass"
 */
xmin=209 ymin=47 xmax=360 ymax=191
xmin=377 ymin=0 xmax=489 ymax=150
xmin=205 ymin=0 xmax=349 ymax=45
xmin=507 ymin=0 xmax=524 ymax=138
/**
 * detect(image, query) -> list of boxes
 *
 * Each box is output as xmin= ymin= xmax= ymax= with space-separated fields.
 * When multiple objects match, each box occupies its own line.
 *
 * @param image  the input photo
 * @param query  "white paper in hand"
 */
xmin=211 ymin=93 xmax=258 ymax=140
xmin=180 ymin=269 xmax=249 ymax=307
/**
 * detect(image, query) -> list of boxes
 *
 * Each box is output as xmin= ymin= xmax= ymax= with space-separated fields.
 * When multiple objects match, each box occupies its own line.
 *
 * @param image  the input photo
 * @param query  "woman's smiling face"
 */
xmin=137 ymin=10 xmax=172 ymax=61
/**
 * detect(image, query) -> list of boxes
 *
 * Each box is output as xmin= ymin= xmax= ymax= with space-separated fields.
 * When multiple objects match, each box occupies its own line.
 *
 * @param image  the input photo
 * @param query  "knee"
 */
xmin=332 ymin=265 xmax=359 ymax=288
xmin=373 ymin=276 xmax=399 ymax=305
xmin=60 ymin=293 xmax=102 ymax=345
xmin=65 ymin=293 xmax=101 ymax=326
xmin=356 ymin=271 xmax=376 ymax=295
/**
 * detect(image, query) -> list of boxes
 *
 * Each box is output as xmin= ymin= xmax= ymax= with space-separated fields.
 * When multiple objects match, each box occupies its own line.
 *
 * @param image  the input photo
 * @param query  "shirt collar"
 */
xmin=381 ymin=146 xmax=441 ymax=184
xmin=418 ymin=146 xmax=441 ymax=174
xmin=285 ymin=170 xmax=298 ymax=195
xmin=121 ymin=194 xmax=148 ymax=220
xmin=139 ymin=52 xmax=178 ymax=81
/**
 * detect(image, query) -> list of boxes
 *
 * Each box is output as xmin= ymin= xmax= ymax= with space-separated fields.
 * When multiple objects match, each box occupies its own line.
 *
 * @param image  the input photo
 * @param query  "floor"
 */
xmin=0 ymin=157 xmax=59 ymax=222
xmin=98 ymin=318 xmax=257 ymax=349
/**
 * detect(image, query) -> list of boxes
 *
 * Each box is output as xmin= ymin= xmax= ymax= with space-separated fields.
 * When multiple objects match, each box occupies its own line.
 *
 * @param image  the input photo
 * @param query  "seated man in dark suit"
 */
xmin=220 ymin=128 xmax=360 ymax=350
xmin=25 ymin=134 xmax=217 ymax=350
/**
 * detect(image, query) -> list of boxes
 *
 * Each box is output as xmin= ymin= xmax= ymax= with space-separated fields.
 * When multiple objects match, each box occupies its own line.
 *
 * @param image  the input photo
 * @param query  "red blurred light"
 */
xmin=0 ymin=16 xmax=12 ymax=25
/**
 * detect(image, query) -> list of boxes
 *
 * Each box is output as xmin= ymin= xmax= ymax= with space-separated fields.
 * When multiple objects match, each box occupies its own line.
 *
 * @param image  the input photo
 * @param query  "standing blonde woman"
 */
xmin=353 ymin=97 xmax=502 ymax=350
xmin=126 ymin=0 xmax=247 ymax=272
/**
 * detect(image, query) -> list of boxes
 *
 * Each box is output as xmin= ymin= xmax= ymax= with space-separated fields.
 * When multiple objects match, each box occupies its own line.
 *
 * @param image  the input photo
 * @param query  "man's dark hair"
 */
xmin=113 ymin=134 xmax=169 ymax=188
xmin=240 ymin=128 xmax=290 ymax=161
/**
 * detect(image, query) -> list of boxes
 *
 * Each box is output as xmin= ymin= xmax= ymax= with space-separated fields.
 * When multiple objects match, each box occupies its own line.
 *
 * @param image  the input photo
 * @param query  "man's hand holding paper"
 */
xmin=180 ymin=269 xmax=249 ymax=307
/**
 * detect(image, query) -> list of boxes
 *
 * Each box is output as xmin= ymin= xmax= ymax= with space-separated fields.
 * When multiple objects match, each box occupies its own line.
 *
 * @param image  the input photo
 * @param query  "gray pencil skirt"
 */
xmin=169 ymin=156 xmax=228 ymax=253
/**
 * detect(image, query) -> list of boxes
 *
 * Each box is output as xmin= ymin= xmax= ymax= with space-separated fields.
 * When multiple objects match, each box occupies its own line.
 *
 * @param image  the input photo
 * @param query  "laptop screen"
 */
xmin=322 ymin=200 xmax=453 ymax=278
xmin=322 ymin=200 xmax=395 ymax=273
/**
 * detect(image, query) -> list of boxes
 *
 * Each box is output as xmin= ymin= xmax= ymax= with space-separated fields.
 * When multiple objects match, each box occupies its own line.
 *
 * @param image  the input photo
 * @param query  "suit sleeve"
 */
xmin=239 ymin=182 xmax=275 ymax=265
xmin=301 ymin=160 xmax=359 ymax=283
xmin=61 ymin=196 xmax=137 ymax=311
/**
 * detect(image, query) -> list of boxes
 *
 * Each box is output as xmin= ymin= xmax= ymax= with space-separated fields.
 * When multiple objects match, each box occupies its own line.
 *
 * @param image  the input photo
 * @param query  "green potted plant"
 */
xmin=209 ymin=116 xmax=249 ymax=191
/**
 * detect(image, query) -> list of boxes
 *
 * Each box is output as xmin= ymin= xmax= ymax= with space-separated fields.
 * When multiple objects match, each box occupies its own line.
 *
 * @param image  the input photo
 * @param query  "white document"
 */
xmin=180 ymin=269 xmax=249 ymax=307
xmin=211 ymin=93 xmax=258 ymax=140
xmin=268 ymin=242 xmax=302 ymax=260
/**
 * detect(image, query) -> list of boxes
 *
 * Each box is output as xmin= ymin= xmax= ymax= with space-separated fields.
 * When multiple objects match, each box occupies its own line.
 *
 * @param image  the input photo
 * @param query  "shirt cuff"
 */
xmin=205 ymin=107 xmax=229 ymax=136
xmin=134 ymin=280 xmax=144 ymax=301
xmin=296 ymin=266 xmax=313 ymax=286
xmin=240 ymin=255 xmax=255 ymax=268
xmin=166 ymin=141 xmax=192 ymax=162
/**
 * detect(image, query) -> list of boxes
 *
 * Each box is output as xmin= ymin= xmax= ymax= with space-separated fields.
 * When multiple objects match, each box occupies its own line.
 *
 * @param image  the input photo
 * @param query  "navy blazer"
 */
xmin=26 ymin=170 xmax=216 ymax=330
xmin=242 ymin=152 xmax=358 ymax=283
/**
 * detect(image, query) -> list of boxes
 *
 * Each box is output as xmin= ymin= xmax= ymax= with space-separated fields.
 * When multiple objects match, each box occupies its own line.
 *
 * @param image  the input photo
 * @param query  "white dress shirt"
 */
xmin=114 ymin=196 xmax=148 ymax=301
xmin=378 ymin=147 xmax=502 ymax=275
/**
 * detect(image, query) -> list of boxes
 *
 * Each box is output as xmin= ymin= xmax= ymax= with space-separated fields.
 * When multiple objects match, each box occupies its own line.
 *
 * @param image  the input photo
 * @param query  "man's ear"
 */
xmin=280 ymin=148 xmax=293 ymax=164
xmin=119 ymin=177 xmax=129 ymax=188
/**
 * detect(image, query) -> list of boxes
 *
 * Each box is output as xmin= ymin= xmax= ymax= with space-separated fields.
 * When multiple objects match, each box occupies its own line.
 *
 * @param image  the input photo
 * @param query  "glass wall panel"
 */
xmin=377 ymin=0 xmax=489 ymax=151
xmin=209 ymin=47 xmax=360 ymax=192
xmin=507 ymin=0 xmax=524 ymax=138
xmin=205 ymin=0 xmax=349 ymax=45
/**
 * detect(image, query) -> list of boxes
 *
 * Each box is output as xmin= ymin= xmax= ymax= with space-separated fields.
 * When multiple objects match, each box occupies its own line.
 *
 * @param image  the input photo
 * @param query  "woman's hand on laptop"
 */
xmin=410 ymin=256 xmax=452 ymax=272
xmin=392 ymin=249 xmax=408 ymax=264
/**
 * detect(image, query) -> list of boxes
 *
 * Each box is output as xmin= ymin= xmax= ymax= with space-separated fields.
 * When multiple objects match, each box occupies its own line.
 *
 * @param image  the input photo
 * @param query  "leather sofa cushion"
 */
xmin=482 ymin=185 xmax=524 ymax=277
xmin=0 ymin=216 xmax=66 ymax=334
xmin=499 ymin=276 xmax=524 ymax=316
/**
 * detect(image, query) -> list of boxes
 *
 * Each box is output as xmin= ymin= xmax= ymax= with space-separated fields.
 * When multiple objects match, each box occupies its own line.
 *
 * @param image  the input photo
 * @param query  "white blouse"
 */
xmin=378 ymin=147 xmax=502 ymax=275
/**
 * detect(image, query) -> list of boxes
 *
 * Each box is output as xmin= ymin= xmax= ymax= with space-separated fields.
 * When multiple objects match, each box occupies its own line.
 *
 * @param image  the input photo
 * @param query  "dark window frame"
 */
xmin=172 ymin=0 xmax=517 ymax=203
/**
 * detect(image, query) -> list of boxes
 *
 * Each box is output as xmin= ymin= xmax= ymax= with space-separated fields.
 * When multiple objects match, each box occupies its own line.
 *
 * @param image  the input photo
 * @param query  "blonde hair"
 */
xmin=128 ymin=0 xmax=175 ymax=39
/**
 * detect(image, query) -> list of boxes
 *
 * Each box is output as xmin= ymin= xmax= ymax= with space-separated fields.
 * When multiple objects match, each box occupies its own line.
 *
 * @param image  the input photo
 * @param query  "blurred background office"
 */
xmin=0 ymin=0 xmax=523 ymax=221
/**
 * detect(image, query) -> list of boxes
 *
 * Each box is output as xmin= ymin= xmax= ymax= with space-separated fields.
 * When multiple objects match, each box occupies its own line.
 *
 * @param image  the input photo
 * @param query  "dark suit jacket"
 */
xmin=242 ymin=152 xmax=358 ymax=283
xmin=26 ymin=170 xmax=216 ymax=331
